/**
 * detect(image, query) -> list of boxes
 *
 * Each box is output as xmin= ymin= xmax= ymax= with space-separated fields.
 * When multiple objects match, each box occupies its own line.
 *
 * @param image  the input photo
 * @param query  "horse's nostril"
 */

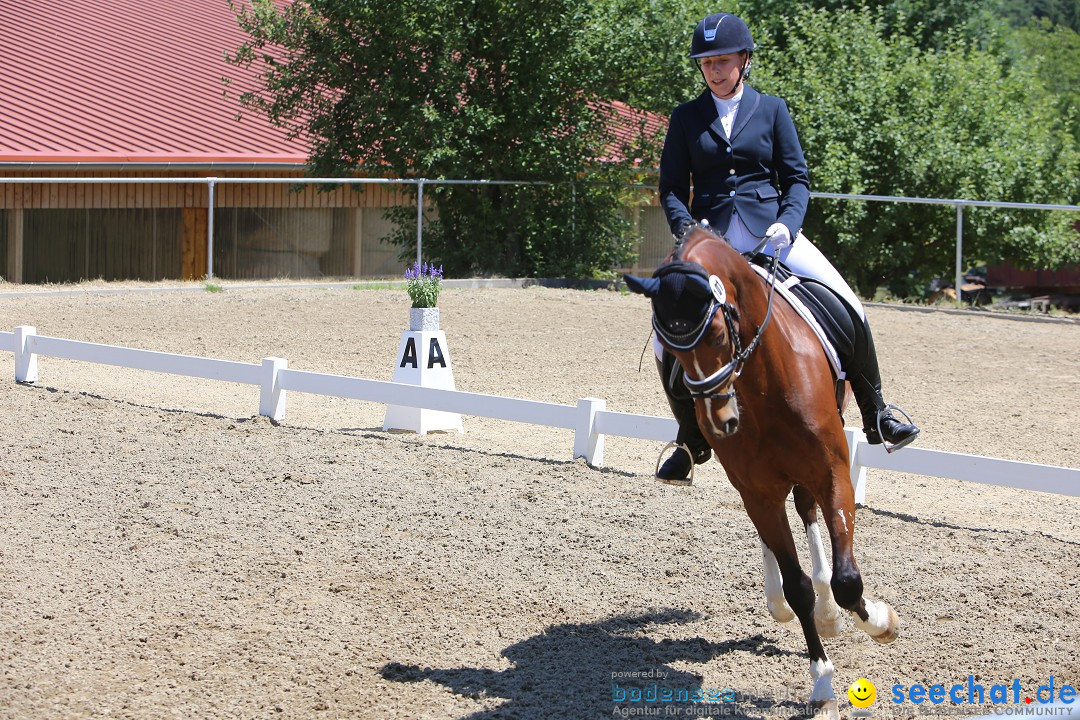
xmin=722 ymin=418 xmax=739 ymax=435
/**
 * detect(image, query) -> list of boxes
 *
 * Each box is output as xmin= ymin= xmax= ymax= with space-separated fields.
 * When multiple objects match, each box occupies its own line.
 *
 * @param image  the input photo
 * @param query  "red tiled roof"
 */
xmin=0 ymin=0 xmax=308 ymax=164
xmin=0 ymin=1 xmax=665 ymax=168
xmin=594 ymin=99 xmax=666 ymax=166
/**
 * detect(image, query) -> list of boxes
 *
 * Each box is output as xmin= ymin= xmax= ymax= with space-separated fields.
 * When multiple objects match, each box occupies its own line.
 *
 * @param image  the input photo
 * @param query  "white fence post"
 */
xmin=14 ymin=326 xmax=37 ymax=384
xmin=259 ymin=357 xmax=288 ymax=422
xmin=574 ymin=397 xmax=606 ymax=466
xmin=846 ymin=428 xmax=869 ymax=504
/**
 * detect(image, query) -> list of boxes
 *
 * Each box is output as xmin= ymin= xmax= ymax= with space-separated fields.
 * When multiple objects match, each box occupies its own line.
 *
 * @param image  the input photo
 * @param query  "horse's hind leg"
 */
xmin=793 ymin=486 xmax=844 ymax=637
xmin=760 ymin=539 xmax=795 ymax=623
xmin=820 ymin=479 xmax=900 ymax=644
xmin=744 ymin=497 xmax=838 ymax=719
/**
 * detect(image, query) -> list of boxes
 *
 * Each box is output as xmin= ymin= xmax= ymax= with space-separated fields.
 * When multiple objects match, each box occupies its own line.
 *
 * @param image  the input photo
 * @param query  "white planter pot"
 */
xmin=409 ymin=306 xmax=440 ymax=331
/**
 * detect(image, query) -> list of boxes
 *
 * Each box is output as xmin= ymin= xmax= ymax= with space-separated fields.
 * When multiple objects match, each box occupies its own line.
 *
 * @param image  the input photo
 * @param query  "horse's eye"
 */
xmin=710 ymin=322 xmax=727 ymax=347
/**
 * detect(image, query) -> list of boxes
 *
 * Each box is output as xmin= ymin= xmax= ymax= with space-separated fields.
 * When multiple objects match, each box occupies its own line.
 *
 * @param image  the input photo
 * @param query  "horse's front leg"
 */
xmin=793 ymin=486 xmax=844 ymax=637
xmin=820 ymin=479 xmax=900 ymax=643
xmin=743 ymin=495 xmax=838 ymax=720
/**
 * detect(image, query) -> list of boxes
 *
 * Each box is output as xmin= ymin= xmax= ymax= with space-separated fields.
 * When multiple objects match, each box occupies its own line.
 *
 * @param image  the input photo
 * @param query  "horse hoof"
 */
xmin=813 ymin=699 xmax=839 ymax=720
xmin=767 ymin=601 xmax=795 ymax=624
xmin=871 ymin=605 xmax=900 ymax=644
xmin=814 ymin=609 xmax=845 ymax=638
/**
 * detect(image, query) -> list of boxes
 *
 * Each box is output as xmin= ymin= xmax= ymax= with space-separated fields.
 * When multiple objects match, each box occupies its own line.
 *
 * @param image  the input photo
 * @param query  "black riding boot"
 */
xmin=851 ymin=317 xmax=920 ymax=451
xmin=656 ymin=352 xmax=712 ymax=484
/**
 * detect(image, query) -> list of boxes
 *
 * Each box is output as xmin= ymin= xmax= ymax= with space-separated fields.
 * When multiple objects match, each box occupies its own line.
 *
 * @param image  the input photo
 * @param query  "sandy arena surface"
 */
xmin=0 ymin=282 xmax=1077 ymax=720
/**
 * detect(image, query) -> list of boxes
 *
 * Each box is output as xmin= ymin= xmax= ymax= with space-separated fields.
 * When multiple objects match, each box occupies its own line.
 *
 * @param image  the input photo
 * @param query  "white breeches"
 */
xmin=723 ymin=214 xmax=865 ymax=321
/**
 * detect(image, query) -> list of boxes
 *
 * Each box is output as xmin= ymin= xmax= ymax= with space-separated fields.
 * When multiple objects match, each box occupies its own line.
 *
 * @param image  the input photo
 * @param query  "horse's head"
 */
xmin=625 ymin=226 xmax=750 ymax=439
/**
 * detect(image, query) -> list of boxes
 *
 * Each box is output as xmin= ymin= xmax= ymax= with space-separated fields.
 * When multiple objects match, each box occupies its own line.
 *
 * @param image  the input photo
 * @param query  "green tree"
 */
xmin=999 ymin=0 xmax=1080 ymax=33
xmin=1011 ymin=19 xmax=1080 ymax=145
xmin=581 ymin=0 xmax=713 ymax=115
xmin=734 ymin=0 xmax=1007 ymax=52
xmin=228 ymin=0 xmax=653 ymax=277
xmin=751 ymin=6 xmax=1080 ymax=295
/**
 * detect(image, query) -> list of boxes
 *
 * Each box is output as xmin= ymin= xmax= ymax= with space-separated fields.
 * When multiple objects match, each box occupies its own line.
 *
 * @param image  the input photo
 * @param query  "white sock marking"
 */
xmin=805 ymin=522 xmax=832 ymax=591
xmin=852 ymin=598 xmax=889 ymax=635
xmin=761 ymin=540 xmax=794 ymax=622
xmin=810 ymin=658 xmax=837 ymax=703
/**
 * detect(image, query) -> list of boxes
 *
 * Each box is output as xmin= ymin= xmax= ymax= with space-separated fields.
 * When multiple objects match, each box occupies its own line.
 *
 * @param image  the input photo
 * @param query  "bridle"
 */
xmin=656 ymin=233 xmax=781 ymax=403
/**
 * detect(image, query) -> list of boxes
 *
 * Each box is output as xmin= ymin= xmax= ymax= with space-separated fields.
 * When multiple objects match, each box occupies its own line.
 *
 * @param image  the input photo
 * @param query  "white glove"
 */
xmin=765 ymin=222 xmax=792 ymax=251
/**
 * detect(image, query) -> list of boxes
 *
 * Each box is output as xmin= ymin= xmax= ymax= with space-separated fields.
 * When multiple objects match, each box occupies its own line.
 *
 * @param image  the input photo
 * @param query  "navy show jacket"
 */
xmin=659 ymin=85 xmax=810 ymax=240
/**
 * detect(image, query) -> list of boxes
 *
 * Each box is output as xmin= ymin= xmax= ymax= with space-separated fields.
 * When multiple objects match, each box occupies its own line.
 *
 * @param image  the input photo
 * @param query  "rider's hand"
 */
xmin=765 ymin=222 xmax=792 ymax=251
xmin=673 ymin=219 xmax=696 ymax=239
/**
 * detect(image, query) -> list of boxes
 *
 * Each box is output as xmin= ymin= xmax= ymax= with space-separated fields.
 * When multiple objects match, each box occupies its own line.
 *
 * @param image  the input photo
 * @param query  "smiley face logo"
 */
xmin=848 ymin=678 xmax=877 ymax=708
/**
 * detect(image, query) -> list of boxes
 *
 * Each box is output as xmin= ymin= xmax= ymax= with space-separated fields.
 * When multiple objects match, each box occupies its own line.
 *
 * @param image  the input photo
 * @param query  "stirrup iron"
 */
xmin=655 ymin=441 xmax=696 ymax=486
xmin=877 ymin=403 xmax=919 ymax=454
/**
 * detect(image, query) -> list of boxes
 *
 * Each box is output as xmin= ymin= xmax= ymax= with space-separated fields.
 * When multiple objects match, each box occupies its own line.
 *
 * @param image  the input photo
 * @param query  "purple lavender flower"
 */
xmin=403 ymin=260 xmax=443 ymax=308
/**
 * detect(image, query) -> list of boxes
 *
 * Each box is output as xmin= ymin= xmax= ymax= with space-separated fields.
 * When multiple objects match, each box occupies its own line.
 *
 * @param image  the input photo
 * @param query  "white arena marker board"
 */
xmin=383 ymin=329 xmax=464 ymax=435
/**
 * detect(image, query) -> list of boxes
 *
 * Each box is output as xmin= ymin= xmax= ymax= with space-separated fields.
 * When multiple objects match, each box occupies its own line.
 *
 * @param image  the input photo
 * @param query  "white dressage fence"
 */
xmin=2 ymin=326 xmax=1078 ymax=501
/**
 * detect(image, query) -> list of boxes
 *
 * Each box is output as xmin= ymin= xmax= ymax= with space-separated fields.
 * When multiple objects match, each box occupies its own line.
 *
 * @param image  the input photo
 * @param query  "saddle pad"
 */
xmin=748 ymin=264 xmax=844 ymax=380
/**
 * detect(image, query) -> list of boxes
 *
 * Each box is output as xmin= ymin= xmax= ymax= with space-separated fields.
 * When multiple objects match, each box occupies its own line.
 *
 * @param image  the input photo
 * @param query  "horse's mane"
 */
xmin=671 ymin=222 xmax=721 ymax=261
xmin=673 ymin=223 xmax=749 ymax=278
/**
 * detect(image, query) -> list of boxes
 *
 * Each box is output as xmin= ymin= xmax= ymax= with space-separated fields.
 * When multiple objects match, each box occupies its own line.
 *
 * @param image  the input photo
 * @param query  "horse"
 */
xmin=624 ymin=224 xmax=899 ymax=719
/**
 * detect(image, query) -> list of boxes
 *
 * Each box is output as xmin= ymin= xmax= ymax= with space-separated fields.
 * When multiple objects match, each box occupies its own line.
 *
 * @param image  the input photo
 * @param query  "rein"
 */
xmin=681 ymin=238 xmax=781 ymax=401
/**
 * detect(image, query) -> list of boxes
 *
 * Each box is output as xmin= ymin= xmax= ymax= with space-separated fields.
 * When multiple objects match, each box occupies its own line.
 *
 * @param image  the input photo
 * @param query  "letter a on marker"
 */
xmin=400 ymin=337 xmax=418 ymax=368
xmin=428 ymin=338 xmax=447 ymax=369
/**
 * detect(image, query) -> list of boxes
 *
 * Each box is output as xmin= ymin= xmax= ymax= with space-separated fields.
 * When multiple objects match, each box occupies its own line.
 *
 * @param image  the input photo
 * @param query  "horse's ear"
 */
xmin=623 ymin=274 xmax=660 ymax=297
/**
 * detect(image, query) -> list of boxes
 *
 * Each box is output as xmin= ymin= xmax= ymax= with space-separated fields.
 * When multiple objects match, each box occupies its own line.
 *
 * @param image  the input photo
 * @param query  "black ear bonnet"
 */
xmin=624 ymin=261 xmax=723 ymax=351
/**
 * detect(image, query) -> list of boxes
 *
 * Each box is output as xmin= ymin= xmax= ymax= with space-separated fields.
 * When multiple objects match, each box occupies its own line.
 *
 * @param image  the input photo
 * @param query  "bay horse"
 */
xmin=625 ymin=224 xmax=899 ymax=719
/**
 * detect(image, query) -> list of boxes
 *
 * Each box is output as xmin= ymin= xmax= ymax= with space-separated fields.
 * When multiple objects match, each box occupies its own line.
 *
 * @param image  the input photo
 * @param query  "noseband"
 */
xmin=654 ymin=247 xmax=781 ymax=403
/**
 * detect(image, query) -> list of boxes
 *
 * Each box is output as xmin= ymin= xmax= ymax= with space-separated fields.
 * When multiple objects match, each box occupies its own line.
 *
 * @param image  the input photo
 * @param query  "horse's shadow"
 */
xmin=380 ymin=608 xmax=808 ymax=719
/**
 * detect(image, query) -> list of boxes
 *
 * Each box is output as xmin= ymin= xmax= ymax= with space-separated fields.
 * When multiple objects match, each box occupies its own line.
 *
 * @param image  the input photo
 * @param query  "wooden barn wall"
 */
xmin=1 ymin=172 xmax=668 ymax=283
xmin=0 ymin=172 xmax=417 ymax=283
xmin=0 ymin=172 xmax=414 ymax=210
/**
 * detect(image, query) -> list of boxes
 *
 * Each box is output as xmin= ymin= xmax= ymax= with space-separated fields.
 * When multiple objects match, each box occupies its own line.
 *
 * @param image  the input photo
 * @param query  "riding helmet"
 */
xmin=689 ymin=12 xmax=755 ymax=58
